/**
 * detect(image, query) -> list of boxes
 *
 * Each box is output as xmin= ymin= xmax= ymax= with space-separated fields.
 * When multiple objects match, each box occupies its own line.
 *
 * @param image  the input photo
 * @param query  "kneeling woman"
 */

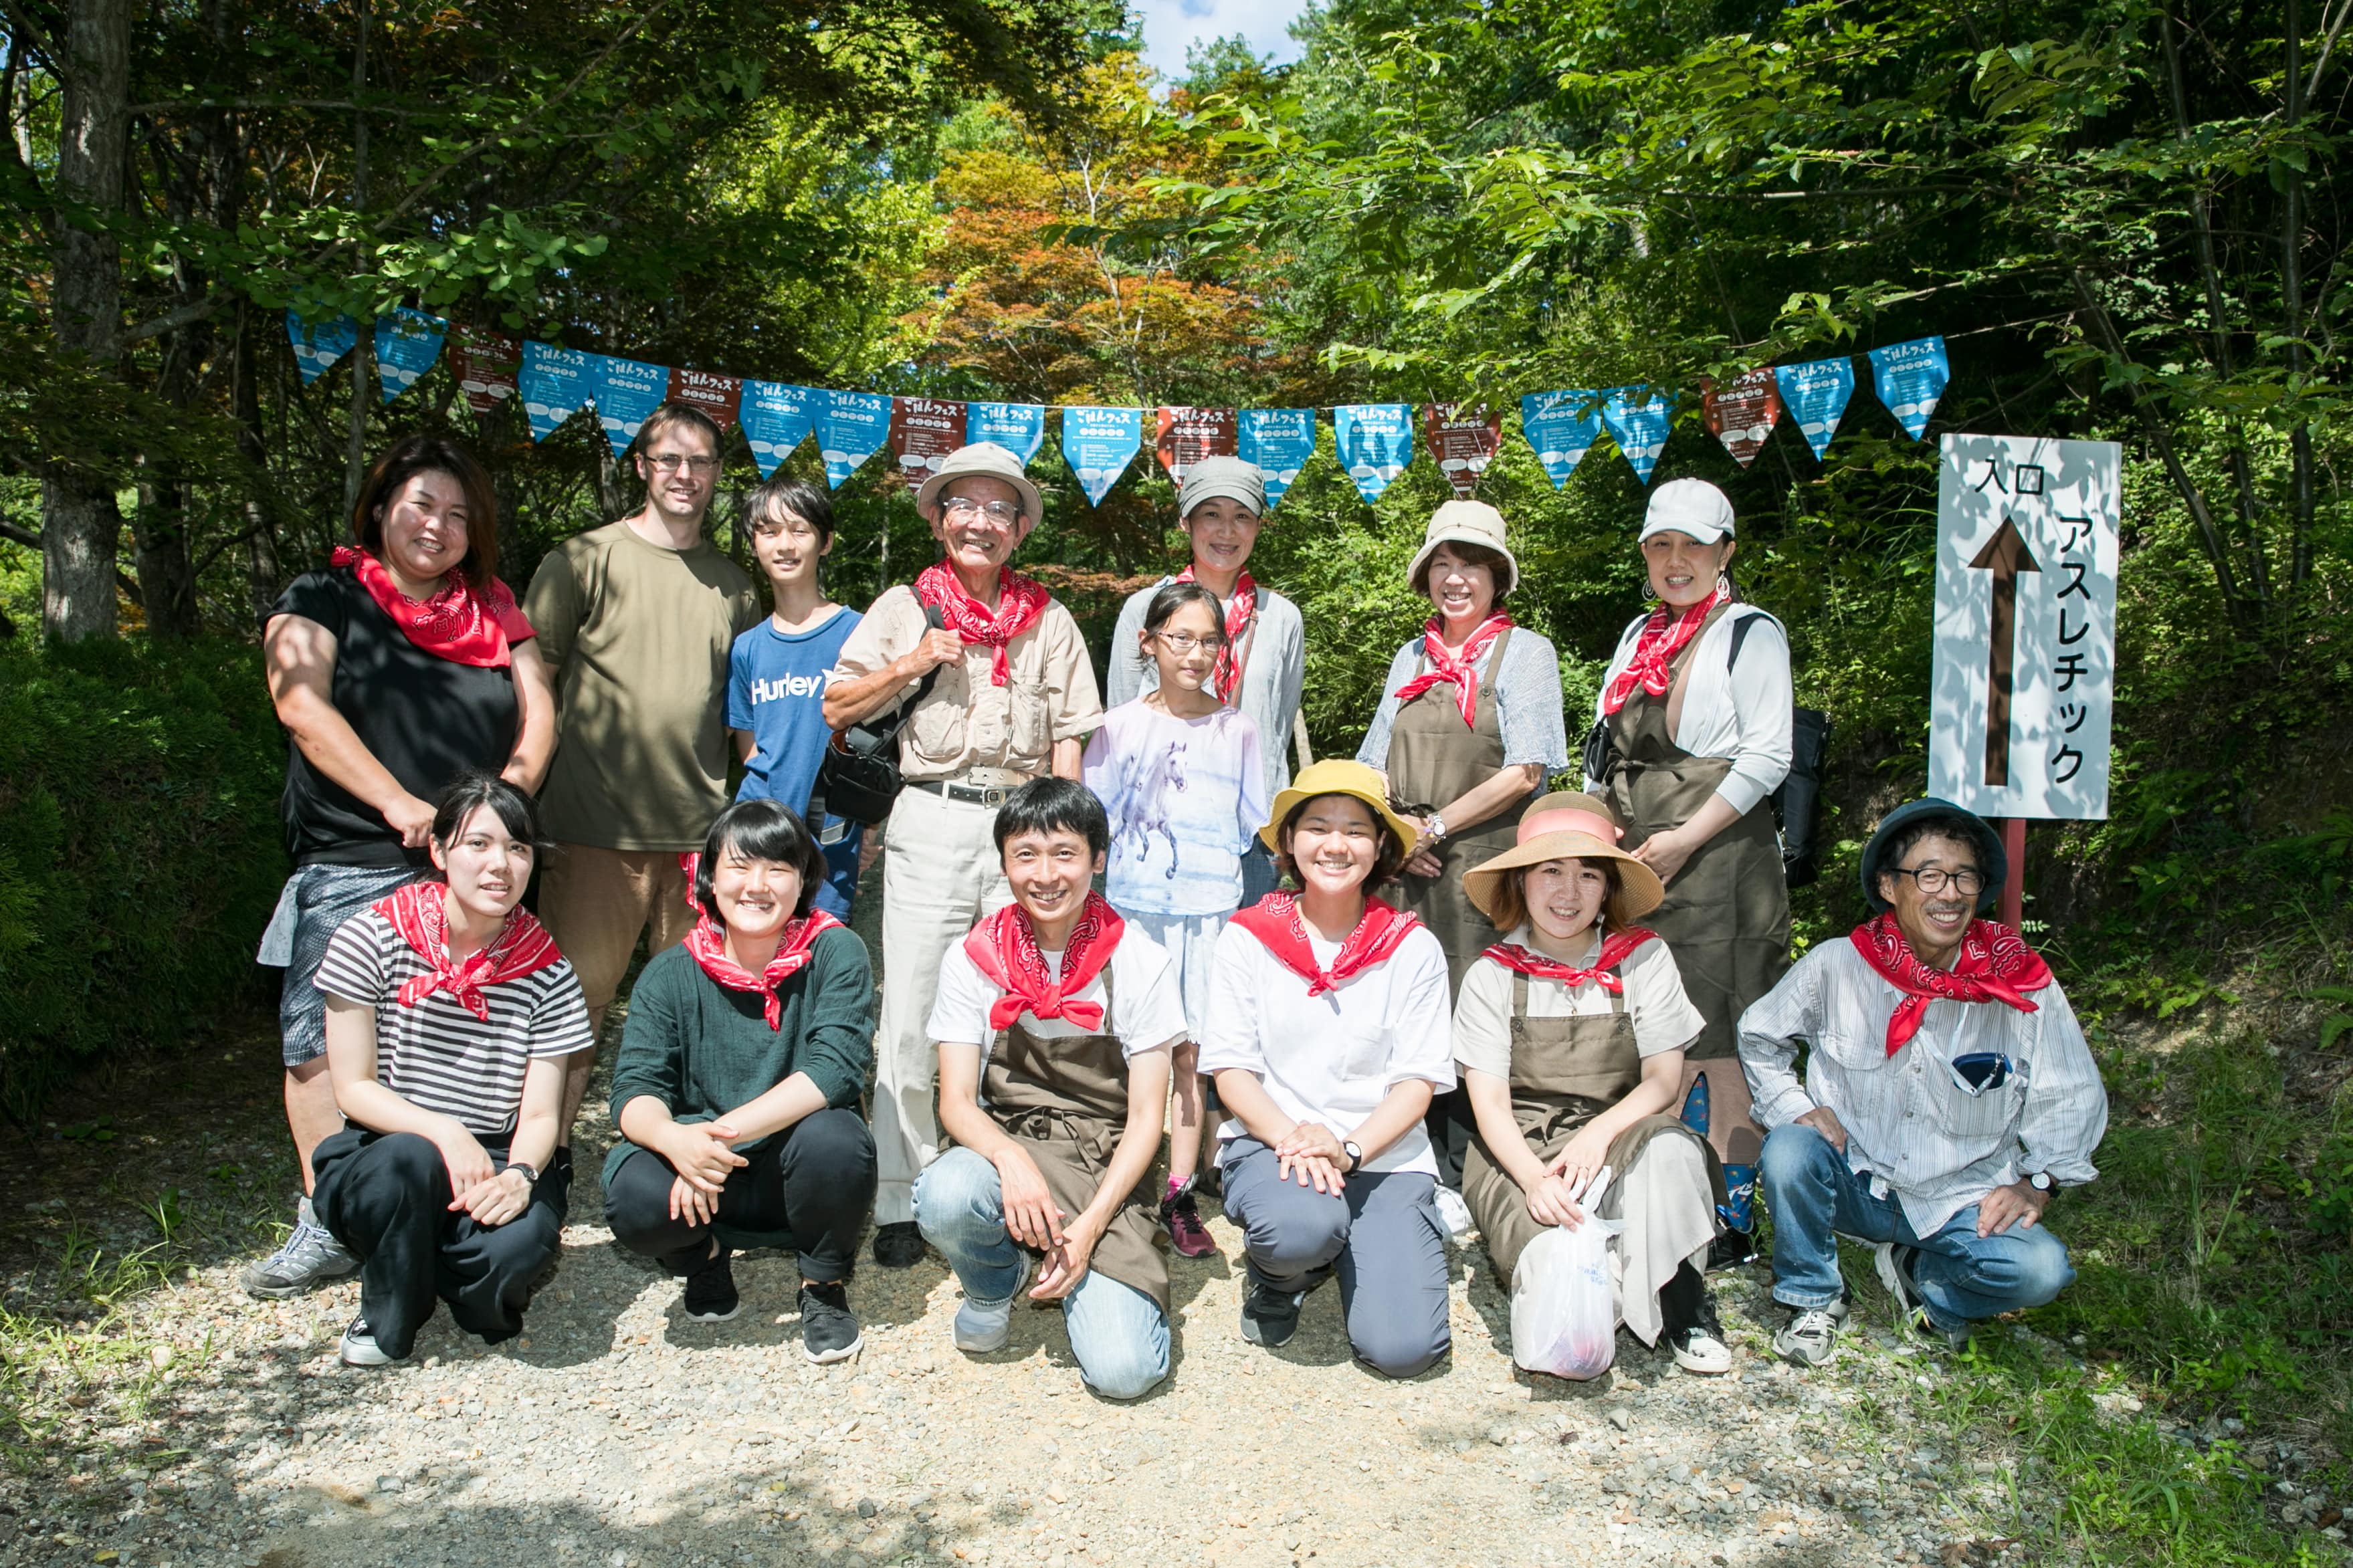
xmin=312 ymin=772 xmax=591 ymax=1366
xmin=603 ymin=798 xmax=878 ymax=1363
xmin=1454 ymin=794 xmax=1730 ymax=1373
xmin=1201 ymin=760 xmax=1457 ymax=1377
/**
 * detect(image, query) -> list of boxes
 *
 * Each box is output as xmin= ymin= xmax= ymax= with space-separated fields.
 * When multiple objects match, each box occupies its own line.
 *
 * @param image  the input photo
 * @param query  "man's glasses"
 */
xmin=1887 ymin=864 xmax=1988 ymax=897
xmin=942 ymin=497 xmax=1024 ymax=524
xmin=645 ymin=454 xmax=719 ymax=475
xmin=1946 ymin=1052 xmax=2024 ymax=1096
xmin=1151 ymin=631 xmax=1226 ymax=654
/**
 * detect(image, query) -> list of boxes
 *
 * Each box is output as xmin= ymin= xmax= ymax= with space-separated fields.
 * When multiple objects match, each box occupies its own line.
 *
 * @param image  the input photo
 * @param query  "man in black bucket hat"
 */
xmin=1736 ymin=798 xmax=2108 ymax=1365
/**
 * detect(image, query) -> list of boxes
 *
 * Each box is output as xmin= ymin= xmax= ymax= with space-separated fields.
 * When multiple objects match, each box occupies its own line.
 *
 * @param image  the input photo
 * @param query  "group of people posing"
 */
xmin=246 ymin=401 xmax=2108 ymax=1396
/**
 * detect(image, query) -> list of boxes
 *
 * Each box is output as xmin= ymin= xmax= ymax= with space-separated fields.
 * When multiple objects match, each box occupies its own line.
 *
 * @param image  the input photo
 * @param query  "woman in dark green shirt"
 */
xmin=603 ymin=798 xmax=878 ymax=1363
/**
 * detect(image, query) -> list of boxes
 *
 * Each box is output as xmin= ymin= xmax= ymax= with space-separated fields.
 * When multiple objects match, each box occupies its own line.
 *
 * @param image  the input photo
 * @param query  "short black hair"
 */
xmin=993 ymin=777 xmax=1109 ymax=859
xmin=429 ymin=770 xmax=544 ymax=869
xmin=747 ymin=475 xmax=835 ymax=546
xmin=1875 ymin=814 xmax=1986 ymax=887
xmin=697 ymin=798 xmax=826 ymax=919
xmin=1142 ymin=580 xmax=1227 ymax=644
xmin=1271 ymin=793 xmax=1408 ymax=890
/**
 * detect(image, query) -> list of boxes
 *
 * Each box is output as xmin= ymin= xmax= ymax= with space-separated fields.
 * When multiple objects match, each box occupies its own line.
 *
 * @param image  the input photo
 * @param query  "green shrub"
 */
xmin=0 ymin=637 xmax=286 ymax=1119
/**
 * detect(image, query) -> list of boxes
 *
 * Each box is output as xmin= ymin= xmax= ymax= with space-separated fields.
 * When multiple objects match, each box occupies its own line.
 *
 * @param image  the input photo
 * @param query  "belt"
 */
xmin=909 ymin=772 xmax=1031 ymax=808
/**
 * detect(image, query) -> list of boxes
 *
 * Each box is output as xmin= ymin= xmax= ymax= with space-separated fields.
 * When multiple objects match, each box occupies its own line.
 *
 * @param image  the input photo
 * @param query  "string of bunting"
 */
xmin=287 ymin=308 xmax=1950 ymax=508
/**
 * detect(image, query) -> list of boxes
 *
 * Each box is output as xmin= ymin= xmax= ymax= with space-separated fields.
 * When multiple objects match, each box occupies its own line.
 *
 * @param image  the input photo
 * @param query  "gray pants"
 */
xmin=1219 ymin=1137 xmax=1451 ymax=1378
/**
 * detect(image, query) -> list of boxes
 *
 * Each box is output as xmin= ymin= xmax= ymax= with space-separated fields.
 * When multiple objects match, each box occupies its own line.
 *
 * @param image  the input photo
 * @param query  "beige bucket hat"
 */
xmin=915 ymin=442 xmax=1043 ymax=526
xmin=1461 ymin=792 xmax=1664 ymax=929
xmin=1406 ymin=499 xmax=1519 ymax=596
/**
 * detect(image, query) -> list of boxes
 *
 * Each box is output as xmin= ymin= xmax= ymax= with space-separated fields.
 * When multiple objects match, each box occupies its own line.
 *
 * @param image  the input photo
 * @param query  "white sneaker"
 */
xmin=952 ymin=1254 xmax=1033 ymax=1354
xmin=338 ymin=1317 xmax=399 ymax=1367
xmin=1669 ymin=1325 xmax=1733 ymax=1375
xmin=1433 ymin=1186 xmax=1477 ymax=1246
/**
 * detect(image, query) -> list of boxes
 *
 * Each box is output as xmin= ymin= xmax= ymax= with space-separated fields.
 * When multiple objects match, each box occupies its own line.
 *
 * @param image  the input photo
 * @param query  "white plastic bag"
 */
xmin=1508 ymin=1171 xmax=1623 ymax=1381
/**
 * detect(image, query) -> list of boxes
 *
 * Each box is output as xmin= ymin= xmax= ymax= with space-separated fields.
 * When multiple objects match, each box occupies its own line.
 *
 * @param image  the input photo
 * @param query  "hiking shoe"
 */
xmin=1240 ymin=1280 xmax=1305 ymax=1349
xmin=1160 ymin=1180 xmax=1215 ymax=1258
xmin=1772 ymin=1298 xmax=1849 ymax=1367
xmin=1706 ymin=1227 xmax=1758 ymax=1272
xmin=872 ymin=1220 xmax=926 ymax=1268
xmin=1433 ymin=1186 xmax=1477 ymax=1246
xmin=799 ymin=1280 xmax=863 ymax=1364
xmin=241 ymin=1196 xmax=359 ymax=1299
xmin=682 ymin=1245 xmax=740 ymax=1322
xmin=1873 ymin=1242 xmax=1971 ymax=1348
xmin=952 ymin=1255 xmax=1033 ymax=1355
xmin=338 ymin=1317 xmax=399 ymax=1368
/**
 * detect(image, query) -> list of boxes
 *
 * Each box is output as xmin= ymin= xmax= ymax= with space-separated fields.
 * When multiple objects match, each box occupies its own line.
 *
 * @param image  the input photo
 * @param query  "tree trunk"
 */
xmin=41 ymin=0 xmax=133 ymax=643
xmin=233 ymin=300 xmax=284 ymax=621
xmin=2282 ymin=0 xmax=2317 ymax=590
xmin=132 ymin=480 xmax=201 ymax=638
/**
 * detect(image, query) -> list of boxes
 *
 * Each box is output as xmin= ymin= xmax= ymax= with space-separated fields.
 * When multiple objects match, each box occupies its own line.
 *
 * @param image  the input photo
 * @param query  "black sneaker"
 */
xmin=799 ymin=1280 xmax=863 ymax=1364
xmin=682 ymin=1245 xmax=740 ymax=1322
xmin=872 ymin=1221 xmax=926 ymax=1268
xmin=1239 ymin=1280 xmax=1304 ymax=1349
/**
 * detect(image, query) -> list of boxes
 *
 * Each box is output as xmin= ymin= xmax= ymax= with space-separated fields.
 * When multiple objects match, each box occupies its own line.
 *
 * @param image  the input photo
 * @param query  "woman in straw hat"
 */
xmin=1454 ymin=793 xmax=1732 ymax=1374
xmin=1197 ymin=760 xmax=1457 ymax=1378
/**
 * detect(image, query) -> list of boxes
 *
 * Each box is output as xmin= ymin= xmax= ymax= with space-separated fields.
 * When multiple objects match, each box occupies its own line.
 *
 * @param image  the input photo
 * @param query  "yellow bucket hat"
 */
xmin=1258 ymin=758 xmax=1423 ymax=859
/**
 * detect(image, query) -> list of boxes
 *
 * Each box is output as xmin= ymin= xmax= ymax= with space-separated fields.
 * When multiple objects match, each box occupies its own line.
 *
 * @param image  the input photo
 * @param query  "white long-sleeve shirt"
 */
xmin=1737 ymin=939 xmax=2108 ymax=1236
xmin=1588 ymin=604 xmax=1793 ymax=818
xmin=1106 ymin=580 xmax=1305 ymax=800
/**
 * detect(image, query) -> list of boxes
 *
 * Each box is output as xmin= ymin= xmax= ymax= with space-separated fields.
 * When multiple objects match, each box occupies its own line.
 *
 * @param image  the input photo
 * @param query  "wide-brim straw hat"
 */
xmin=914 ymin=441 xmax=1043 ymax=525
xmin=1257 ymin=758 xmax=1422 ymax=859
xmin=1858 ymin=797 xmax=2005 ymax=916
xmin=1406 ymin=499 xmax=1520 ymax=597
xmin=1461 ymin=792 xmax=1664 ymax=929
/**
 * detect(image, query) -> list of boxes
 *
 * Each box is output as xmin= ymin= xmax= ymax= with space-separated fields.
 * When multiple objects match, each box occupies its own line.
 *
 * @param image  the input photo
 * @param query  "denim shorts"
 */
xmin=258 ymin=862 xmax=417 ymax=1067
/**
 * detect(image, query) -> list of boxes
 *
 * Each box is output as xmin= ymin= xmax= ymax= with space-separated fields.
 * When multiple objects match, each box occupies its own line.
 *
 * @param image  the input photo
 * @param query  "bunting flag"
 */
xmin=740 ymin=381 xmax=817 ymax=478
xmin=287 ymin=309 xmax=359 ymax=385
xmin=1601 ymin=385 xmax=1674 ymax=483
xmin=590 ymin=353 xmax=672 ymax=459
xmin=1062 ymin=405 xmax=1143 ymax=506
xmin=1700 ymin=368 xmax=1782 ymax=468
xmin=1238 ymin=408 xmax=1316 ymax=508
xmin=447 ymin=328 xmax=521 ymax=416
xmin=890 ymin=397 xmax=967 ymax=492
xmin=967 ymin=401 xmax=1046 ymax=464
xmin=1868 ymin=335 xmax=1949 ymax=441
xmin=1773 ymin=356 xmax=1855 ymax=461
xmin=668 ymin=367 xmax=743 ymax=431
xmin=519 ymin=341 xmax=593 ymax=444
xmin=1156 ymin=406 xmax=1239 ymax=485
xmin=818 ymin=390 xmax=893 ymax=489
xmin=1333 ymin=404 xmax=1413 ymax=503
xmin=1423 ymin=403 xmax=1501 ymax=498
xmin=1519 ymin=389 xmax=1601 ymax=489
xmin=373 ymin=308 xmax=448 ymax=405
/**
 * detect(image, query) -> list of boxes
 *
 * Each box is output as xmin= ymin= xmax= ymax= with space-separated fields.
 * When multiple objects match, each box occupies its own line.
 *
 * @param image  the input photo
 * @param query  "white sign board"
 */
xmin=1928 ymin=433 xmax=2120 ymax=820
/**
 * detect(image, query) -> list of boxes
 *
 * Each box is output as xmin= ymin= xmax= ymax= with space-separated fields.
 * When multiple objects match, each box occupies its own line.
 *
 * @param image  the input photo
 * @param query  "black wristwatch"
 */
xmin=506 ymin=1161 xmax=540 ymax=1188
xmin=2025 ymin=1171 xmax=2052 ymax=1194
xmin=1342 ymin=1141 xmax=1364 ymax=1173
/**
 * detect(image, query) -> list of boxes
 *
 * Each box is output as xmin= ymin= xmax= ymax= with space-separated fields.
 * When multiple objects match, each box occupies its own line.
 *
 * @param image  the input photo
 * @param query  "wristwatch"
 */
xmin=2025 ymin=1171 xmax=2052 ymax=1192
xmin=1423 ymin=814 xmax=1447 ymax=845
xmin=506 ymin=1161 xmax=540 ymax=1188
xmin=1342 ymin=1141 xmax=1364 ymax=1173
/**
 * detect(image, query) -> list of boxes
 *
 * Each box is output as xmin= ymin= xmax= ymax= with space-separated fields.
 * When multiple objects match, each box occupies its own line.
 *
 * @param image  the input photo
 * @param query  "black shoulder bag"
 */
xmin=813 ymin=602 xmax=948 ymax=828
xmin=1728 ymin=612 xmax=1832 ymax=889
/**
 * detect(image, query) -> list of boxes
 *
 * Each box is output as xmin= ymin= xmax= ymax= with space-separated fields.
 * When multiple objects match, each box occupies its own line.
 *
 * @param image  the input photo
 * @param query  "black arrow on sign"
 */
xmin=1969 ymin=516 xmax=2041 ymax=787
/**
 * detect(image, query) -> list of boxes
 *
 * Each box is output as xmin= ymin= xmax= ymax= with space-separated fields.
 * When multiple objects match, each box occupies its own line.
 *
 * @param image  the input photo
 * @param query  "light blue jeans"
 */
xmin=913 ymin=1147 xmax=1170 ymax=1399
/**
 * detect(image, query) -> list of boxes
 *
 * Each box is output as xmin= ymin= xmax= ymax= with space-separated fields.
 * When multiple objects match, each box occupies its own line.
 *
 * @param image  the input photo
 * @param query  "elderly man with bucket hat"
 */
xmin=1107 ymin=455 xmax=1307 ymax=906
xmin=825 ymin=442 xmax=1104 ymax=1267
xmin=1738 ymin=798 xmax=2108 ymax=1365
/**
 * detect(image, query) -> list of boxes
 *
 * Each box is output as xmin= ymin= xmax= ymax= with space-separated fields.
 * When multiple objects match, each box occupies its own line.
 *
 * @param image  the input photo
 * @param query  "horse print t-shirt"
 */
xmin=1081 ymin=701 xmax=1270 ymax=918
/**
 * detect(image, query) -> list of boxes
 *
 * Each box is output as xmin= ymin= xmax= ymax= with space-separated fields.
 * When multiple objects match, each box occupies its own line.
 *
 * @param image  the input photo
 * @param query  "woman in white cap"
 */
xmin=1586 ymin=477 xmax=1792 ymax=1264
xmin=1453 ymin=792 xmax=1732 ymax=1374
xmin=1357 ymin=500 xmax=1568 ymax=1216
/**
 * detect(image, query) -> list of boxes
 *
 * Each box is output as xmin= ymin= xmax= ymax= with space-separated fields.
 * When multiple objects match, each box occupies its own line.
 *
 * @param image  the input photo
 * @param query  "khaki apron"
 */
xmin=1462 ymin=970 xmax=1724 ymax=1278
xmin=1602 ymin=606 xmax=1791 ymax=1063
xmin=973 ymin=1016 xmax=1170 ymax=1314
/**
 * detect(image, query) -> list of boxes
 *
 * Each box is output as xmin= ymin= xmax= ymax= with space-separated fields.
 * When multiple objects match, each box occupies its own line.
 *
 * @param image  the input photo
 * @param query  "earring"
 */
xmin=1715 ymin=571 xmax=1732 ymax=600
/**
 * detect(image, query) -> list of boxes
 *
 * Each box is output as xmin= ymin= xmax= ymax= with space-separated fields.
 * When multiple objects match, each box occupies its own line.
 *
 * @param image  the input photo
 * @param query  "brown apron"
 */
xmin=1387 ymin=627 xmax=1534 ymax=990
xmin=1462 ymin=970 xmax=1724 ymax=1278
xmin=972 ymin=1014 xmax=1170 ymax=1313
xmin=1603 ymin=606 xmax=1791 ymax=1062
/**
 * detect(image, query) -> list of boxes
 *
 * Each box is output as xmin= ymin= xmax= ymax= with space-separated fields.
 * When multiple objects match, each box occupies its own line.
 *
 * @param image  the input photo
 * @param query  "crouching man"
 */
xmin=1739 ymin=798 xmax=2108 ymax=1364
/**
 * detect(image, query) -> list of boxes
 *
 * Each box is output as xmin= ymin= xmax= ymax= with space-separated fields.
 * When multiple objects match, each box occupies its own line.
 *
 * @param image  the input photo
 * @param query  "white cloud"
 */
xmin=1133 ymin=0 xmax=1309 ymax=82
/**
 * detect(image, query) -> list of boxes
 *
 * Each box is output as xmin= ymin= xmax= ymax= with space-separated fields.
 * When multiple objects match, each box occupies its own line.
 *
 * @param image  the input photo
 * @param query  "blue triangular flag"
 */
xmin=1332 ymin=404 xmax=1414 ymax=503
xmin=1600 ymin=386 xmax=1674 ymax=483
xmin=1772 ymin=356 xmax=1856 ymax=461
xmin=1867 ymin=336 xmax=1949 ymax=441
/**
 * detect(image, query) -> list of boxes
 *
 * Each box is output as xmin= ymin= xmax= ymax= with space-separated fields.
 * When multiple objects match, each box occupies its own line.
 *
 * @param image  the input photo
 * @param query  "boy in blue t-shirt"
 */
xmin=726 ymin=477 xmax=864 ymax=917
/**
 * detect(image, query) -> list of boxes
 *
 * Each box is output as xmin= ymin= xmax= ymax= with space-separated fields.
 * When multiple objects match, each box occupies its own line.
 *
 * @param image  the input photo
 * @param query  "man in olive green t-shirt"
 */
xmin=525 ymin=401 xmax=761 ymax=1138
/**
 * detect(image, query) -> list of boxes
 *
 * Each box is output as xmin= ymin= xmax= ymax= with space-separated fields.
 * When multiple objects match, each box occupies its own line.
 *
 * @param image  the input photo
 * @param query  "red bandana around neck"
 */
xmin=1481 ymin=927 xmax=1657 ymax=995
xmin=376 ymin=880 xmax=562 ymax=1020
xmin=1174 ymin=566 xmax=1257 ymax=703
xmin=675 ymin=852 xmax=842 ymax=1029
xmin=962 ymin=893 xmax=1126 ymax=1032
xmin=1848 ymin=911 xmax=2053 ymax=1056
xmin=1229 ymin=892 xmax=1422 ymax=998
xmin=1601 ymin=585 xmax=1730 ymax=716
xmin=914 ymin=562 xmax=1049 ymax=686
xmin=331 ymin=546 xmax=532 ymax=669
xmin=1393 ymin=612 xmax=1514 ymax=729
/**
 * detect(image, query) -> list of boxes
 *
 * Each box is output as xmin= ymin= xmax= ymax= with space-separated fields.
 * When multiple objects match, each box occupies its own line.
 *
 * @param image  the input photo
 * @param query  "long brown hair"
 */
xmin=350 ymin=433 xmax=500 ymax=588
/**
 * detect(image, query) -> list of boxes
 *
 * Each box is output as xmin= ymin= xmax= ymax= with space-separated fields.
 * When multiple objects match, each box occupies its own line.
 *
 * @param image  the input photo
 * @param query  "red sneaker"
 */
xmin=1160 ymin=1178 xmax=1216 ymax=1258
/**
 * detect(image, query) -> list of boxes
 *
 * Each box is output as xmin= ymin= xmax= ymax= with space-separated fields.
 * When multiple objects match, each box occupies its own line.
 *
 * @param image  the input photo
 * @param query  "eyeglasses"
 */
xmin=942 ymin=497 xmax=1024 ymax=524
xmin=1151 ymin=631 xmax=1225 ymax=653
xmin=646 ymin=454 xmax=719 ymax=475
xmin=1946 ymin=1052 xmax=2025 ymax=1096
xmin=1887 ymin=864 xmax=1987 ymax=897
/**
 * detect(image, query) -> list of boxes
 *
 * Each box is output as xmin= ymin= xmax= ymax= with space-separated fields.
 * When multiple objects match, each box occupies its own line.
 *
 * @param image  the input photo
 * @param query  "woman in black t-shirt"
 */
xmin=243 ymin=433 xmax=556 ymax=1304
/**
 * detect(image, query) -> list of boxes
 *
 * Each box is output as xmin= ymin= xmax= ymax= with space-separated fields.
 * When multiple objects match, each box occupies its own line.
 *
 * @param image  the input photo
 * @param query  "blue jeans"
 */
xmin=913 ymin=1147 xmax=1170 ymax=1399
xmin=1760 ymin=1122 xmax=2076 ymax=1331
xmin=813 ymin=817 xmax=863 ymax=920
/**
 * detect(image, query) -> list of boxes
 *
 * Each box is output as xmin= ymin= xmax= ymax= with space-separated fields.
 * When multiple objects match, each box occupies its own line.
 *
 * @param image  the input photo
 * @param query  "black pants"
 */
xmin=312 ymin=1127 xmax=570 ymax=1359
xmin=604 ymin=1106 xmax=876 ymax=1284
xmin=1424 ymin=1087 xmax=1481 ymax=1191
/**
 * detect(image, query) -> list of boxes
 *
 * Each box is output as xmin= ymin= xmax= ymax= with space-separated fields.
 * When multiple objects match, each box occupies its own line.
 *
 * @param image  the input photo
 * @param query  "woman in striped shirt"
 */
xmin=310 ymin=772 xmax=593 ymax=1366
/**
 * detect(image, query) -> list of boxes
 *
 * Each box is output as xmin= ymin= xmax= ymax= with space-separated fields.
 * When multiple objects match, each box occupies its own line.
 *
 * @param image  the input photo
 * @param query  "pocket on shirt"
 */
xmin=1940 ymin=1071 xmax=2025 ymax=1139
xmin=908 ymin=694 xmax=966 ymax=762
xmin=1006 ymin=678 xmax=1052 ymax=760
xmin=1336 ymin=1023 xmax=1395 ymax=1083
xmin=1811 ymin=1026 xmax=1889 ymax=1073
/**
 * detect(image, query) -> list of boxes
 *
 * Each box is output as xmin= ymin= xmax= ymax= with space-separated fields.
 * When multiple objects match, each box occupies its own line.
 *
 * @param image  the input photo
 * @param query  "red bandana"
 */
xmin=1174 ymin=566 xmax=1256 ymax=703
xmin=1480 ymin=928 xmax=1657 ymax=995
xmin=1848 ymin=911 xmax=2053 ymax=1056
xmin=376 ymin=881 xmax=562 ymax=1020
xmin=1601 ymin=586 xmax=1730 ymax=716
xmin=331 ymin=546 xmax=532 ymax=669
xmin=1229 ymin=892 xmax=1422 ymax=998
xmin=1393 ymin=613 xmax=1514 ymax=730
xmin=915 ymin=562 xmax=1050 ymax=686
xmin=962 ymin=893 xmax=1126 ymax=1032
xmin=676 ymin=852 xmax=843 ymax=1029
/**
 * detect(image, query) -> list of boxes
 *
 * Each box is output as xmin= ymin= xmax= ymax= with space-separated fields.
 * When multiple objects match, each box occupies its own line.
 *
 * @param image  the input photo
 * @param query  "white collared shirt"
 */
xmin=1589 ymin=604 xmax=1793 ymax=818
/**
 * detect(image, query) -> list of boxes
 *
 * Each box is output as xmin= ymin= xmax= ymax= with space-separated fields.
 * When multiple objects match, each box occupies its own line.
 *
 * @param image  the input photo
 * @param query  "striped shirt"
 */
xmin=314 ymin=909 xmax=593 ymax=1137
xmin=1737 ymin=939 xmax=2108 ymax=1236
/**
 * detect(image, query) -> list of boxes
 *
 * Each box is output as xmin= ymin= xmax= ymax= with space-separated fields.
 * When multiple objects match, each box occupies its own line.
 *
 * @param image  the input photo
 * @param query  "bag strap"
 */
xmin=1726 ymin=606 xmax=1784 ymax=672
